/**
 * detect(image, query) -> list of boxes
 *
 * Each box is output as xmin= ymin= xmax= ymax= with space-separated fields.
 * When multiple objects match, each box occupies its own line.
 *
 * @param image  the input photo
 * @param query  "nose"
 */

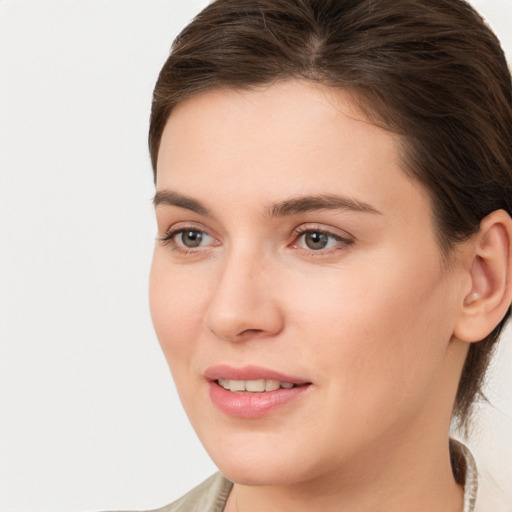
xmin=204 ymin=249 xmax=284 ymax=342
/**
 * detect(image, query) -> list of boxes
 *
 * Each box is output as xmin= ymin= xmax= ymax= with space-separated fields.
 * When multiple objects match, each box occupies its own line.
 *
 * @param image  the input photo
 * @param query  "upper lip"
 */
xmin=204 ymin=365 xmax=310 ymax=385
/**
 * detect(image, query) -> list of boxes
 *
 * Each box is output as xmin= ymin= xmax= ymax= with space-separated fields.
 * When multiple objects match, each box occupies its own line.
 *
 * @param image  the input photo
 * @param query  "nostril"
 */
xmin=239 ymin=328 xmax=264 ymax=336
xmin=204 ymin=286 xmax=285 ymax=342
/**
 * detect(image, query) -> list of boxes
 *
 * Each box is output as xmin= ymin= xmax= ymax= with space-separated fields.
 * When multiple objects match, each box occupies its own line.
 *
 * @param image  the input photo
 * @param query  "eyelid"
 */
xmin=293 ymin=222 xmax=354 ymax=239
xmin=291 ymin=224 xmax=354 ymax=253
xmin=158 ymin=222 xmax=220 ymax=251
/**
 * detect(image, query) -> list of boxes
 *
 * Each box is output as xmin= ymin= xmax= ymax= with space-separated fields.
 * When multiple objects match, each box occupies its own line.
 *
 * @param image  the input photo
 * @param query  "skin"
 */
xmin=149 ymin=80 xmax=471 ymax=512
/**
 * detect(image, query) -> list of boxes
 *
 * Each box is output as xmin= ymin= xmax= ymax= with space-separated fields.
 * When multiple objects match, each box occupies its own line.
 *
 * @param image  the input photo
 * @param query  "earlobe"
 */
xmin=454 ymin=209 xmax=512 ymax=343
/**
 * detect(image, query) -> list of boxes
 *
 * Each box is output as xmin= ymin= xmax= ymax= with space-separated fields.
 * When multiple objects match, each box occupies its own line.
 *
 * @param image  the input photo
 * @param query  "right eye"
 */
xmin=159 ymin=226 xmax=218 ymax=253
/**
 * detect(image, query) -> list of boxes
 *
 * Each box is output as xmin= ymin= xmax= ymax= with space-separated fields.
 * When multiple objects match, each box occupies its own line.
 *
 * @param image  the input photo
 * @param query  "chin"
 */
xmin=216 ymin=459 xmax=307 ymax=487
xmin=200 ymin=432 xmax=326 ymax=487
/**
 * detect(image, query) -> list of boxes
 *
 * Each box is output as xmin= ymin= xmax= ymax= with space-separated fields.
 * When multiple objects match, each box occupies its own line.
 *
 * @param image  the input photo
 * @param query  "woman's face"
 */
xmin=150 ymin=80 xmax=466 ymax=486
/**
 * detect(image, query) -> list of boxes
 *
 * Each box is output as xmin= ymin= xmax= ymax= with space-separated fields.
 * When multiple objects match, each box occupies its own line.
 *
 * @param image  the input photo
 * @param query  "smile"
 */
xmin=205 ymin=365 xmax=312 ymax=418
xmin=216 ymin=378 xmax=296 ymax=392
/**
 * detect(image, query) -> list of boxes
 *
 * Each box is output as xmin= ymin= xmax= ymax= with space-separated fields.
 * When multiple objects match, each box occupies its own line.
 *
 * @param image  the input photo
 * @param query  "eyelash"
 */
xmin=158 ymin=225 xmax=354 ymax=256
xmin=158 ymin=226 xmax=215 ymax=255
xmin=291 ymin=226 xmax=354 ymax=255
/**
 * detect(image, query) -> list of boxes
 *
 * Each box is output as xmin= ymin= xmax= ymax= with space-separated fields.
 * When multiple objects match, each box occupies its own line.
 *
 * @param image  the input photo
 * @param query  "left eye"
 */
xmin=178 ymin=229 xmax=208 ymax=248
xmin=295 ymin=230 xmax=348 ymax=251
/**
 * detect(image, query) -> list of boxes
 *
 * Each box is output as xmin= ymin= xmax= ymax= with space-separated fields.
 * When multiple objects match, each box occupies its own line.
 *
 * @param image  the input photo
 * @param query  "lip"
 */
xmin=204 ymin=365 xmax=310 ymax=384
xmin=205 ymin=365 xmax=312 ymax=419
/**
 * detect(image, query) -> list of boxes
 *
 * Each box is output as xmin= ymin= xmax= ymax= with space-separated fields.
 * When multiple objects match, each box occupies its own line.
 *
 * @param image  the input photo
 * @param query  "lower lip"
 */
xmin=208 ymin=381 xmax=311 ymax=419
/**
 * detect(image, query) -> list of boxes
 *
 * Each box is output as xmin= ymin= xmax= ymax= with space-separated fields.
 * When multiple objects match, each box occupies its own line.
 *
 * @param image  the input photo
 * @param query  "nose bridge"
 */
xmin=204 ymin=242 xmax=283 ymax=341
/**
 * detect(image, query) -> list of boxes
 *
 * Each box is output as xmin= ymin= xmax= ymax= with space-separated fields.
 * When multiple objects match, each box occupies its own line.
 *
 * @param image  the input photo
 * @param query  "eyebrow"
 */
xmin=153 ymin=190 xmax=211 ymax=216
xmin=268 ymin=194 xmax=382 ymax=217
xmin=153 ymin=190 xmax=382 ymax=217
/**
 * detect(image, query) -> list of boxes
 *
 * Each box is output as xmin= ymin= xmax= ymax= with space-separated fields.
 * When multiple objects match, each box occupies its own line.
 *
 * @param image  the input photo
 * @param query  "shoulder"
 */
xmin=451 ymin=438 xmax=510 ymax=512
xmin=146 ymin=473 xmax=233 ymax=512
xmin=105 ymin=473 xmax=232 ymax=512
xmin=473 ymin=464 xmax=511 ymax=512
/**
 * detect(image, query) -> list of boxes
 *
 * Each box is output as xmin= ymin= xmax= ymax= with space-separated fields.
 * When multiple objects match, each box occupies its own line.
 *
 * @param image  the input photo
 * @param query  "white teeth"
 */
xmin=265 ymin=379 xmax=280 ymax=391
xmin=245 ymin=379 xmax=266 ymax=392
xmin=229 ymin=380 xmax=245 ymax=392
xmin=218 ymin=378 xmax=230 ymax=390
xmin=217 ymin=378 xmax=296 ymax=392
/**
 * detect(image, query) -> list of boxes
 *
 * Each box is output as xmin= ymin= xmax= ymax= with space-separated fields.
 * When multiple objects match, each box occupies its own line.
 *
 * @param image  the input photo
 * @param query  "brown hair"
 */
xmin=149 ymin=0 xmax=512 ymax=429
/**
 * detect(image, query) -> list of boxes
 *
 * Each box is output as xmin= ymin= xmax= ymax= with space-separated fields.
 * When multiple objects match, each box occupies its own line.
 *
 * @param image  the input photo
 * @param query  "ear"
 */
xmin=454 ymin=209 xmax=512 ymax=343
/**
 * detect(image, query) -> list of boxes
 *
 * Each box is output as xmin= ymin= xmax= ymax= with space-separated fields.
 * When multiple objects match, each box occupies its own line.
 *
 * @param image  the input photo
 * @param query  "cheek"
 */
xmin=148 ymin=253 xmax=209 ymax=367
xmin=292 ymin=259 xmax=453 ymax=405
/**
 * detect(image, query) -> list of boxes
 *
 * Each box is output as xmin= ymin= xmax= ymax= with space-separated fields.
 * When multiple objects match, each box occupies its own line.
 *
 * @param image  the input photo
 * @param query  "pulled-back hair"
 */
xmin=149 ymin=0 xmax=512 ymax=430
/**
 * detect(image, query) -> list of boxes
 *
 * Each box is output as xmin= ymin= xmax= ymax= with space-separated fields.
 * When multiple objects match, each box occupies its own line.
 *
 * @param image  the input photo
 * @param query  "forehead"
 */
xmin=158 ymin=81 xmax=397 ymax=179
xmin=157 ymin=80 xmax=432 ymax=227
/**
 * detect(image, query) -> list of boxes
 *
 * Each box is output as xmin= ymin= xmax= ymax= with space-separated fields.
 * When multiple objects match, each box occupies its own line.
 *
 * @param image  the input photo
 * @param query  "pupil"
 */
xmin=305 ymin=232 xmax=328 ymax=250
xmin=182 ymin=230 xmax=203 ymax=247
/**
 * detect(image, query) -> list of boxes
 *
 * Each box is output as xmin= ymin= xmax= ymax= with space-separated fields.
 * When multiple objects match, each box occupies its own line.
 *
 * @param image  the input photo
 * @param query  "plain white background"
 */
xmin=1 ymin=1 xmax=511 ymax=511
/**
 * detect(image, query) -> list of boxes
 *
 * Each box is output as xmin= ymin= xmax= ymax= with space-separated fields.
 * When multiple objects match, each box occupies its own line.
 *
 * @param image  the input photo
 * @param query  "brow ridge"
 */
xmin=268 ymin=194 xmax=382 ymax=217
xmin=153 ymin=190 xmax=381 ymax=218
xmin=153 ymin=190 xmax=211 ymax=216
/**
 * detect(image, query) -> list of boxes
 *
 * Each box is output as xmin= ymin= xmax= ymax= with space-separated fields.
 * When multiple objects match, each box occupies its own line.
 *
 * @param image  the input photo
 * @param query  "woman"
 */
xmin=146 ymin=0 xmax=512 ymax=510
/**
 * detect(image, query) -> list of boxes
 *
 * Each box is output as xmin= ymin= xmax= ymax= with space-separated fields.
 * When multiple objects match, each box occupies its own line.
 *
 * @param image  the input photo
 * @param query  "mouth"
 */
xmin=205 ymin=365 xmax=312 ymax=418
xmin=216 ymin=378 xmax=299 ymax=392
